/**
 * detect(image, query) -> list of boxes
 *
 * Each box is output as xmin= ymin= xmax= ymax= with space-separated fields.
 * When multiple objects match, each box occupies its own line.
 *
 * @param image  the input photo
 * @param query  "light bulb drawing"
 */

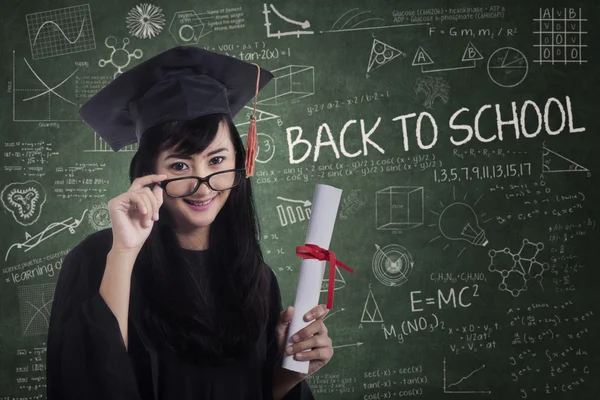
xmin=428 ymin=188 xmax=492 ymax=258
xmin=438 ymin=202 xmax=488 ymax=247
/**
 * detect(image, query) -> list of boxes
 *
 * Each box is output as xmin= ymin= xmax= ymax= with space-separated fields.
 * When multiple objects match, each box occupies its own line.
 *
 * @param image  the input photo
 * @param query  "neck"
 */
xmin=175 ymin=226 xmax=210 ymax=251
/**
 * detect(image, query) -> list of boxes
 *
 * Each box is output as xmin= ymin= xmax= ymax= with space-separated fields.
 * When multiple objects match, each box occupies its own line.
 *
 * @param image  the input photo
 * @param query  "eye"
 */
xmin=210 ymin=156 xmax=225 ymax=165
xmin=170 ymin=162 xmax=188 ymax=171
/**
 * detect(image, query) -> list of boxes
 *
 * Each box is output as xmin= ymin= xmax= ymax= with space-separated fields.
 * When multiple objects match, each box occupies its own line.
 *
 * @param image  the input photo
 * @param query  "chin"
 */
xmin=166 ymin=193 xmax=227 ymax=230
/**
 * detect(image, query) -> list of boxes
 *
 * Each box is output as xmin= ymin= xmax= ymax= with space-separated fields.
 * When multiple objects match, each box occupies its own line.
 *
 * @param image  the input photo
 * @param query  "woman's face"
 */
xmin=155 ymin=120 xmax=237 ymax=237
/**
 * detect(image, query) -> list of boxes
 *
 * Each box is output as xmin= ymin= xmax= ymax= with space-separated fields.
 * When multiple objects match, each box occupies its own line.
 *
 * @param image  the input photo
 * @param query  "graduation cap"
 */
xmin=77 ymin=45 xmax=274 ymax=177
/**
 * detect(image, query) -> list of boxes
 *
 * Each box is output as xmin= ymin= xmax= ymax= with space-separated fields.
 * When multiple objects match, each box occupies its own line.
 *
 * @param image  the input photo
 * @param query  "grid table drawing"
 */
xmin=534 ymin=7 xmax=587 ymax=65
xmin=26 ymin=4 xmax=96 ymax=60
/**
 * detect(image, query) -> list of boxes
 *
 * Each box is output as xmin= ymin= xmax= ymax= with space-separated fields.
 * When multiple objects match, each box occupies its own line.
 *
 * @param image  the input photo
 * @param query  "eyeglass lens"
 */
xmin=165 ymin=171 xmax=241 ymax=197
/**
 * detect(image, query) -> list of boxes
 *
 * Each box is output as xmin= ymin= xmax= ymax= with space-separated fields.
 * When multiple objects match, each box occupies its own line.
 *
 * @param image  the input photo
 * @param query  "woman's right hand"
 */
xmin=108 ymin=174 xmax=168 ymax=253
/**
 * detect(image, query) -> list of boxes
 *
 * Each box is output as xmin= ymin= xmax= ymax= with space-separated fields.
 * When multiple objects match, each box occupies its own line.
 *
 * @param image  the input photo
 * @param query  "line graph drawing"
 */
xmin=26 ymin=4 xmax=96 ymax=59
xmin=12 ymin=51 xmax=80 ymax=122
xmin=413 ymin=42 xmax=483 ymax=73
xmin=542 ymin=145 xmax=589 ymax=173
xmin=5 ymin=209 xmax=88 ymax=261
xmin=263 ymin=3 xmax=313 ymax=38
xmin=443 ymin=357 xmax=491 ymax=394
xmin=487 ymin=47 xmax=529 ymax=87
xmin=19 ymin=283 xmax=55 ymax=336
xmin=322 ymin=8 xmax=429 ymax=33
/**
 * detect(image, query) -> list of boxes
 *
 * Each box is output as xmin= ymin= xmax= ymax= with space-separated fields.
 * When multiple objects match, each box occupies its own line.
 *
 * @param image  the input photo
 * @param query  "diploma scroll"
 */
xmin=282 ymin=184 xmax=343 ymax=374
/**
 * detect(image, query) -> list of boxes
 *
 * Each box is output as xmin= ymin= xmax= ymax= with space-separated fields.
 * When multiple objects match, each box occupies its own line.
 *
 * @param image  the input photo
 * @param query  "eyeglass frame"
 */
xmin=155 ymin=168 xmax=246 ymax=198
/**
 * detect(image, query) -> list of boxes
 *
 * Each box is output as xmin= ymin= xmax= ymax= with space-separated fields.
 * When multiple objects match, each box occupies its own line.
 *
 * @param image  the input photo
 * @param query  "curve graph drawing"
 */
xmin=26 ymin=4 xmax=96 ymax=59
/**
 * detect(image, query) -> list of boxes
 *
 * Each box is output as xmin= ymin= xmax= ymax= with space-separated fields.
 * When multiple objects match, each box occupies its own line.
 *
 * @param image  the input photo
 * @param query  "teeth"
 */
xmin=188 ymin=198 xmax=211 ymax=206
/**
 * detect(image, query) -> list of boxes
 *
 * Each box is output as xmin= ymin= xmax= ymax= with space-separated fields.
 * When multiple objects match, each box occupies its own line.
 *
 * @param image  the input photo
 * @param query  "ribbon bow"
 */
xmin=296 ymin=244 xmax=354 ymax=309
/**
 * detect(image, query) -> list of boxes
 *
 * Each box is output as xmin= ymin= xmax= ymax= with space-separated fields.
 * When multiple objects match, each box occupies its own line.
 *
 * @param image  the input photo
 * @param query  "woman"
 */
xmin=46 ymin=46 xmax=332 ymax=399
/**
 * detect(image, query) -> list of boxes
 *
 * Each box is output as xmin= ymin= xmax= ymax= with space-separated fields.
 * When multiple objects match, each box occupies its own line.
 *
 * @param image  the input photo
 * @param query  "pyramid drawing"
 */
xmin=367 ymin=38 xmax=404 ymax=73
xmin=361 ymin=288 xmax=383 ymax=323
xmin=542 ymin=146 xmax=588 ymax=173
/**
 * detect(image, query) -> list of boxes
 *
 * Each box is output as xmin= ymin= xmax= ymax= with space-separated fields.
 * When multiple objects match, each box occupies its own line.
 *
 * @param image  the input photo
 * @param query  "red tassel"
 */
xmin=245 ymin=116 xmax=257 ymax=177
xmin=245 ymin=63 xmax=261 ymax=178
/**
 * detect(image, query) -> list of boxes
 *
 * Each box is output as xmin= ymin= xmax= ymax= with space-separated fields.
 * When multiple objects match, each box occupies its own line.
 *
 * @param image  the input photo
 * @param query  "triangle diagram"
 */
xmin=361 ymin=288 xmax=383 ymax=323
xmin=367 ymin=39 xmax=404 ymax=73
xmin=461 ymin=41 xmax=483 ymax=62
xmin=542 ymin=146 xmax=588 ymax=172
xmin=412 ymin=46 xmax=434 ymax=66
xmin=237 ymin=106 xmax=280 ymax=126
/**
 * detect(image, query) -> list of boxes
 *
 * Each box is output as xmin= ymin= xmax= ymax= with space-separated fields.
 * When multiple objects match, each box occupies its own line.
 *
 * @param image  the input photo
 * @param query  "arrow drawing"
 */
xmin=276 ymin=196 xmax=312 ymax=207
xmin=333 ymin=342 xmax=364 ymax=349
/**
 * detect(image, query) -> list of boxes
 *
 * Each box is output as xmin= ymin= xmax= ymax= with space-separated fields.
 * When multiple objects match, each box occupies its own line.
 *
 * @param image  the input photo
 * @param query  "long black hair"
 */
xmin=128 ymin=113 xmax=270 ymax=365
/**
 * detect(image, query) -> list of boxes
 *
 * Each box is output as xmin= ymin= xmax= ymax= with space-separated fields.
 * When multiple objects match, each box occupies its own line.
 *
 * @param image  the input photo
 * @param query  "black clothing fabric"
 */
xmin=46 ymin=229 xmax=314 ymax=400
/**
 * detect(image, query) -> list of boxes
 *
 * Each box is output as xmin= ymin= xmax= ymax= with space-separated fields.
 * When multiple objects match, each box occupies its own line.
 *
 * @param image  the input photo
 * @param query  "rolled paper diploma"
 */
xmin=282 ymin=184 xmax=342 ymax=374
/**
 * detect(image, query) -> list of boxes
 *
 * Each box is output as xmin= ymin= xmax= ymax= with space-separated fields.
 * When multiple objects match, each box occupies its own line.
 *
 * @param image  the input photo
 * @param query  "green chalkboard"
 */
xmin=1 ymin=0 xmax=599 ymax=398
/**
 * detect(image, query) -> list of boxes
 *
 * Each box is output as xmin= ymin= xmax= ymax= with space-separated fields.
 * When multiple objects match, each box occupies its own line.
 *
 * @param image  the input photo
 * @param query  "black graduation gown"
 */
xmin=46 ymin=229 xmax=315 ymax=400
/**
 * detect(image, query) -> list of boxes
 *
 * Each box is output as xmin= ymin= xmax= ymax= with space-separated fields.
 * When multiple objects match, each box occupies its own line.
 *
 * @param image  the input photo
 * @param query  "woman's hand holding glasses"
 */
xmin=108 ymin=174 xmax=168 ymax=254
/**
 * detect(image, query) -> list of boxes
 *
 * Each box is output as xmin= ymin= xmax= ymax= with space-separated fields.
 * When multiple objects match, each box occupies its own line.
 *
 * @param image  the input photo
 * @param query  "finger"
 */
xmin=279 ymin=306 xmax=294 ymax=324
xmin=128 ymin=192 xmax=148 ymax=215
xmin=130 ymin=174 xmax=168 ymax=191
xmin=287 ymin=333 xmax=331 ymax=355
xmin=293 ymin=346 xmax=333 ymax=362
xmin=142 ymin=187 xmax=159 ymax=220
xmin=139 ymin=192 xmax=155 ymax=227
xmin=304 ymin=304 xmax=329 ymax=321
xmin=153 ymin=182 xmax=164 ymax=208
xmin=291 ymin=319 xmax=327 ymax=343
xmin=275 ymin=306 xmax=294 ymax=337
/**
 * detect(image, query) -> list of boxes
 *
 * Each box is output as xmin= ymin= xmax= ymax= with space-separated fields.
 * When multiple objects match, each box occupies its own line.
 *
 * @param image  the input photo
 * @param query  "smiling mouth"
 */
xmin=184 ymin=197 xmax=215 ymax=206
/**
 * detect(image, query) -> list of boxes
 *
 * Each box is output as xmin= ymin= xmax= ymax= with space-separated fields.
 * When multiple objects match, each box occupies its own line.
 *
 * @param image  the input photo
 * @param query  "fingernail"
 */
xmin=296 ymin=353 xmax=303 ymax=360
xmin=305 ymin=313 xmax=313 ymax=320
xmin=292 ymin=334 xmax=300 ymax=342
xmin=154 ymin=212 xmax=159 ymax=220
xmin=286 ymin=345 xmax=293 ymax=354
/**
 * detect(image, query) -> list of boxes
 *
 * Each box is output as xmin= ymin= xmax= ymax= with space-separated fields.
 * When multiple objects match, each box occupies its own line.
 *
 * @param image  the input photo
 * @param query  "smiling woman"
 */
xmin=137 ymin=114 xmax=245 ymax=250
xmin=45 ymin=46 xmax=328 ymax=400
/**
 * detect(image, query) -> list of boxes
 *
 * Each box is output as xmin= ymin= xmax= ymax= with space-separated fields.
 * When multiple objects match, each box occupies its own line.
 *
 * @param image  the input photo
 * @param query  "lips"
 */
xmin=184 ymin=197 xmax=214 ymax=206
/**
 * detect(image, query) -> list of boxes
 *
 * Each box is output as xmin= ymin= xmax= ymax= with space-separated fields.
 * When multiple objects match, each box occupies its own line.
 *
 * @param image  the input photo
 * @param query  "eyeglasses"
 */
xmin=158 ymin=168 xmax=245 ymax=198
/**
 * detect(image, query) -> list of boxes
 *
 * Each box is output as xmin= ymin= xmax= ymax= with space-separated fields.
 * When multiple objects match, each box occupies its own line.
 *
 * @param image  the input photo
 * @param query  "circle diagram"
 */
xmin=487 ymin=47 xmax=528 ymax=87
xmin=372 ymin=244 xmax=414 ymax=286
xmin=240 ymin=132 xmax=275 ymax=163
xmin=88 ymin=203 xmax=111 ymax=230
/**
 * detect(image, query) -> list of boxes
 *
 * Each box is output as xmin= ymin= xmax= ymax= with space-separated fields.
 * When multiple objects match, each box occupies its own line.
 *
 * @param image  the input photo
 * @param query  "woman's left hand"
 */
xmin=275 ymin=304 xmax=333 ymax=378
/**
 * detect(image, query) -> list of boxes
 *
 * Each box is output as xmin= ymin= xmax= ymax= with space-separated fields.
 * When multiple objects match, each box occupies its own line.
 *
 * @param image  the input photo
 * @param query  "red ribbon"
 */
xmin=296 ymin=244 xmax=354 ymax=309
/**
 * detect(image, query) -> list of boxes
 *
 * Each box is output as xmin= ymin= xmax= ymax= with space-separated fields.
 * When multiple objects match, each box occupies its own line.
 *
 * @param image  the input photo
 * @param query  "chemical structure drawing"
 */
xmin=98 ymin=36 xmax=143 ymax=78
xmin=488 ymin=239 xmax=549 ymax=297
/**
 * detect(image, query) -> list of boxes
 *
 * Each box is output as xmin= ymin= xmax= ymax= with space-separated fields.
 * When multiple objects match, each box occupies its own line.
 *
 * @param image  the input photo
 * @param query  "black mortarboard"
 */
xmin=77 ymin=45 xmax=274 ymax=176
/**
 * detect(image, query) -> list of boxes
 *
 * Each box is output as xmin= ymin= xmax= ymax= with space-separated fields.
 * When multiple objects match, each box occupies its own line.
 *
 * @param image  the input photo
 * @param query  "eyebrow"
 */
xmin=164 ymin=147 xmax=229 ymax=161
